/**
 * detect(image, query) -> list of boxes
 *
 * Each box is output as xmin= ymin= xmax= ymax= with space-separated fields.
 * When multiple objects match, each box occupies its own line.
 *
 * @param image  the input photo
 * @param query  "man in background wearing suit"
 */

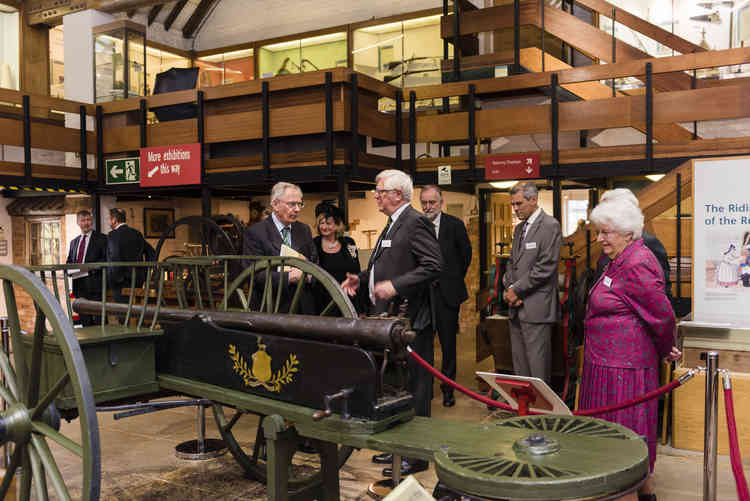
xmin=66 ymin=209 xmax=108 ymax=325
xmin=419 ymin=185 xmax=472 ymax=408
xmin=342 ymin=170 xmax=441 ymax=477
xmin=503 ymin=182 xmax=561 ymax=384
xmin=243 ymin=182 xmax=318 ymax=314
xmin=107 ymin=208 xmax=157 ymax=303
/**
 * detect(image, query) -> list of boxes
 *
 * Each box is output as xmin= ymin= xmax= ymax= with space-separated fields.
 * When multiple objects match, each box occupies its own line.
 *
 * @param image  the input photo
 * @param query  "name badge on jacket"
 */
xmin=382 ymin=240 xmax=392 ymax=248
xmin=525 ymin=242 xmax=536 ymax=250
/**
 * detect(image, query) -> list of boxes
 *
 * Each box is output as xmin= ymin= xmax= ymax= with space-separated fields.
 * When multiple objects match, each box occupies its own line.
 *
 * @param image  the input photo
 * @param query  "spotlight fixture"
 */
xmin=490 ymin=180 xmax=518 ymax=189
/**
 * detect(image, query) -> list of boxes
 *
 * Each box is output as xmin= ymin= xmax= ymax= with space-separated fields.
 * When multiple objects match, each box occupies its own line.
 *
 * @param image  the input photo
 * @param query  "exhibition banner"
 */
xmin=140 ymin=143 xmax=201 ymax=187
xmin=693 ymin=156 xmax=750 ymax=325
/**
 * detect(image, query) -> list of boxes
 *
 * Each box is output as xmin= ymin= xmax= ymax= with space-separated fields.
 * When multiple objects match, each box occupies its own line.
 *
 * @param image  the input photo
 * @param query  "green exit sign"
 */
xmin=105 ymin=157 xmax=140 ymax=185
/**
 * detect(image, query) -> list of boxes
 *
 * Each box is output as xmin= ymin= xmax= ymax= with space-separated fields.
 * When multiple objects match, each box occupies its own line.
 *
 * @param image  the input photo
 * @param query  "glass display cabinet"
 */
xmin=93 ymin=20 xmax=146 ymax=103
xmin=258 ymin=33 xmax=347 ymax=78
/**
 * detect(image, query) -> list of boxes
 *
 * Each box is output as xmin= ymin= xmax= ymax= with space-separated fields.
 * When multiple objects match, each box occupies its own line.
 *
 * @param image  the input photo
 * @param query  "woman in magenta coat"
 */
xmin=582 ymin=198 xmax=681 ymax=501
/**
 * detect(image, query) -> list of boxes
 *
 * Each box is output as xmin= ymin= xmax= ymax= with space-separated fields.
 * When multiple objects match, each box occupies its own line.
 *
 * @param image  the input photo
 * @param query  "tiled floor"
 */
xmin=43 ymin=331 xmax=749 ymax=500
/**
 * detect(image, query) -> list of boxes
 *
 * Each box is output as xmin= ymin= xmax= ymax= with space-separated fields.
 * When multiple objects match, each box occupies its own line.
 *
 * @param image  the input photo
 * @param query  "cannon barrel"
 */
xmin=73 ymin=299 xmax=416 ymax=353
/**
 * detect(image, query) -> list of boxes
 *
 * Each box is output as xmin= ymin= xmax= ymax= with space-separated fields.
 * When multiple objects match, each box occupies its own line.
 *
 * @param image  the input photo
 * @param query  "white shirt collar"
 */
xmin=271 ymin=212 xmax=288 ymax=233
xmin=389 ymin=202 xmax=409 ymax=224
xmin=525 ymin=207 xmax=542 ymax=228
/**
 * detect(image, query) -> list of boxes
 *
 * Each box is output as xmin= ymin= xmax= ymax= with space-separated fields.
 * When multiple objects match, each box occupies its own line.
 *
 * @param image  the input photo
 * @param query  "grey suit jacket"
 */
xmin=502 ymin=209 xmax=561 ymax=324
xmin=359 ymin=204 xmax=441 ymax=330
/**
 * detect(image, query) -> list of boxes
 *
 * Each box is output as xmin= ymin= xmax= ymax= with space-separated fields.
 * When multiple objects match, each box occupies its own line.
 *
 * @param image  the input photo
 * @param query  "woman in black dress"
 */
xmin=313 ymin=203 xmax=363 ymax=314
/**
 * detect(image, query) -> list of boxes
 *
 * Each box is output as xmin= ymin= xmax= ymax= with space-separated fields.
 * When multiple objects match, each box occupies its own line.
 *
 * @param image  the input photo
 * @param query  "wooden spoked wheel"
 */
xmin=215 ymin=256 xmax=356 ymax=488
xmin=0 ymin=265 xmax=100 ymax=501
xmin=221 ymin=256 xmax=357 ymax=316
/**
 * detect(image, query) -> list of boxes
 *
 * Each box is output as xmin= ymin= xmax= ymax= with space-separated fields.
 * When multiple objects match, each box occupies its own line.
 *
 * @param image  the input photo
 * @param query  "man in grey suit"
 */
xmin=342 ymin=169 xmax=441 ymax=477
xmin=503 ymin=182 xmax=561 ymax=384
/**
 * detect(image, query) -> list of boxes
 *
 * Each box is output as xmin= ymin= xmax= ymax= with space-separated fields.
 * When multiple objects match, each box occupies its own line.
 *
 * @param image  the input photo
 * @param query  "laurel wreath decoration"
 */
xmin=229 ymin=344 xmax=299 ymax=393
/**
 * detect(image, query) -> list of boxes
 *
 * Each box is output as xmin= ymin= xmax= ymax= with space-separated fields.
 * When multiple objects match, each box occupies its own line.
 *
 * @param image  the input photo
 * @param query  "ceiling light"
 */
xmin=645 ymin=174 xmax=665 ymax=182
xmin=490 ymin=181 xmax=518 ymax=189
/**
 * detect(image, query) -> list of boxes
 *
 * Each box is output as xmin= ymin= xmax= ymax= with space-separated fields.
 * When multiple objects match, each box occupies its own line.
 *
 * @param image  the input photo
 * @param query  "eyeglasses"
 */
xmin=421 ymin=200 xmax=440 ymax=206
xmin=280 ymin=201 xmax=304 ymax=209
xmin=374 ymin=189 xmax=397 ymax=197
xmin=596 ymin=229 xmax=617 ymax=237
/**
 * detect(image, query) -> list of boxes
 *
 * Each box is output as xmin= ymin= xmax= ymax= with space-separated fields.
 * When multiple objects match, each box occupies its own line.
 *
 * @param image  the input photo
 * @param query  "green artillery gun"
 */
xmin=0 ymin=257 xmax=648 ymax=501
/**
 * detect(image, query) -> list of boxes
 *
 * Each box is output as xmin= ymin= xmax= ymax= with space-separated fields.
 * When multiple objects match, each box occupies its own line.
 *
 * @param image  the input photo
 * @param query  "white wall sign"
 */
xmin=438 ymin=165 xmax=451 ymax=185
xmin=693 ymin=156 xmax=750 ymax=326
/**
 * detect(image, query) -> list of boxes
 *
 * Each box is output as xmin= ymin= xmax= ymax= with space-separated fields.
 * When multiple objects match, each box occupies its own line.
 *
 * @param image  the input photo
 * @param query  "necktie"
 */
xmin=76 ymin=234 xmax=87 ymax=263
xmin=378 ymin=217 xmax=392 ymax=246
xmin=518 ymin=221 xmax=527 ymax=246
xmin=281 ymin=226 xmax=291 ymax=246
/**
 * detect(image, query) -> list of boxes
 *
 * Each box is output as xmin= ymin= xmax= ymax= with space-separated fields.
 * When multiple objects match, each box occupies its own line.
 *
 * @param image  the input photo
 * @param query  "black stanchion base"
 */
xmin=174 ymin=438 xmax=227 ymax=460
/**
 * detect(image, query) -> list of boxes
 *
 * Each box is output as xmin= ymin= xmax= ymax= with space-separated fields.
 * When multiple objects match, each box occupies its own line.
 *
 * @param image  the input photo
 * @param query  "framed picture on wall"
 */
xmin=144 ymin=208 xmax=175 ymax=239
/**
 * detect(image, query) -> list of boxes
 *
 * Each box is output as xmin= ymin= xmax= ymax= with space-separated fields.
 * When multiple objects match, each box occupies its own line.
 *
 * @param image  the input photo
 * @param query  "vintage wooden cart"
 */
xmin=0 ymin=257 xmax=649 ymax=501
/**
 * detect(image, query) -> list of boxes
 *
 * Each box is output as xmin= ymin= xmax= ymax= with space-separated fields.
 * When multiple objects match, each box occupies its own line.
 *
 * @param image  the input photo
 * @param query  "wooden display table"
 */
xmin=672 ymin=321 xmax=750 ymax=453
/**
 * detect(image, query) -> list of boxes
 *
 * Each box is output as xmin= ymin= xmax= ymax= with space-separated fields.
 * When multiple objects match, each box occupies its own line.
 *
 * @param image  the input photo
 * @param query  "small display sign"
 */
xmin=105 ymin=157 xmax=140 ymax=185
xmin=485 ymin=153 xmax=540 ymax=180
xmin=140 ymin=143 xmax=201 ymax=188
xmin=438 ymin=165 xmax=452 ymax=185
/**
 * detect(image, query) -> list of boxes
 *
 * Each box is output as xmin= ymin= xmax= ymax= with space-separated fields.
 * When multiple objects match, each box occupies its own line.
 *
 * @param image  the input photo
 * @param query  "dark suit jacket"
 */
xmin=595 ymin=230 xmax=672 ymax=298
xmin=66 ymin=231 xmax=108 ymax=299
xmin=242 ymin=217 xmax=318 ymax=313
xmin=435 ymin=212 xmax=472 ymax=307
xmin=502 ymin=209 xmax=561 ymax=324
xmin=359 ymin=204 xmax=441 ymax=330
xmin=107 ymin=224 xmax=157 ymax=288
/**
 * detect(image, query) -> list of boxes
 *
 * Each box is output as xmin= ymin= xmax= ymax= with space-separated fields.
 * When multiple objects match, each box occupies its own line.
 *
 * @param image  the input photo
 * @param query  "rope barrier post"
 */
xmin=703 ymin=351 xmax=719 ymax=501
xmin=723 ymin=371 xmax=750 ymax=501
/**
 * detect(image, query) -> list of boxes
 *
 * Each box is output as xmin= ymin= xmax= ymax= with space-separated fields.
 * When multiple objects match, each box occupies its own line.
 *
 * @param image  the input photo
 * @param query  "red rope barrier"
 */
xmin=724 ymin=382 xmax=750 ymax=501
xmin=407 ymin=347 xmax=691 ymax=416
xmin=407 ymin=346 xmax=518 ymax=412
xmin=574 ymin=379 xmax=681 ymax=416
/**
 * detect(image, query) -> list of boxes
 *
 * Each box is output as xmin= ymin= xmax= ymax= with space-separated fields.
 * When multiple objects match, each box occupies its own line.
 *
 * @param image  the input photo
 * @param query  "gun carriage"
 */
xmin=0 ymin=257 xmax=649 ymax=501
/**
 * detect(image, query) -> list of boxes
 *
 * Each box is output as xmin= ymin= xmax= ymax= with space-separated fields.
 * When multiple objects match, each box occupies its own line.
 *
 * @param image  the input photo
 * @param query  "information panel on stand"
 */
xmin=693 ymin=156 xmax=750 ymax=325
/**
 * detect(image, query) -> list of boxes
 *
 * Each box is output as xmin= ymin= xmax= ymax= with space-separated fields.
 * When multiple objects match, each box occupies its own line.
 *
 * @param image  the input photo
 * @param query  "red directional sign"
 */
xmin=484 ymin=153 xmax=540 ymax=180
xmin=140 ymin=143 xmax=201 ymax=187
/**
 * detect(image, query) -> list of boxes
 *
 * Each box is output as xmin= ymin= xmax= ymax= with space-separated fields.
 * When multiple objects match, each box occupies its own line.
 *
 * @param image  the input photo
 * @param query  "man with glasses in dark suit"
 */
xmin=342 ymin=169 xmax=441 ymax=478
xmin=243 ymin=182 xmax=318 ymax=313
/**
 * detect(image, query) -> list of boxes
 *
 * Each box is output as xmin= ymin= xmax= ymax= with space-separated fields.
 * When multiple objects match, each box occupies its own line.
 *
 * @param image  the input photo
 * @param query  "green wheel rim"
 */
xmin=0 ymin=265 xmax=100 ymax=501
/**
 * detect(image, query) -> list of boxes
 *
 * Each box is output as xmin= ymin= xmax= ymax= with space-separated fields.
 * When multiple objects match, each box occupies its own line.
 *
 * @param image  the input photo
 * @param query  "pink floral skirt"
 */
xmin=579 ymin=360 xmax=659 ymax=472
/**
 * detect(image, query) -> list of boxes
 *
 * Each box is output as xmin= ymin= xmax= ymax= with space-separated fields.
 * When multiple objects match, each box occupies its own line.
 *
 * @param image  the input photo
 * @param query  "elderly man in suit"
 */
xmin=67 ymin=209 xmax=108 ymax=325
xmin=419 ymin=185 xmax=472 ymax=408
xmin=107 ymin=208 xmax=157 ymax=303
xmin=243 ymin=182 xmax=318 ymax=314
xmin=342 ymin=170 xmax=441 ymax=477
xmin=503 ymin=182 xmax=561 ymax=384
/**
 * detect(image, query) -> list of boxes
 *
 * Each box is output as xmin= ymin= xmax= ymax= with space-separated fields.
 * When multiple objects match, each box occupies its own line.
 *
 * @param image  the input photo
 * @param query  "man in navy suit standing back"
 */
xmin=106 ymin=208 xmax=156 ymax=303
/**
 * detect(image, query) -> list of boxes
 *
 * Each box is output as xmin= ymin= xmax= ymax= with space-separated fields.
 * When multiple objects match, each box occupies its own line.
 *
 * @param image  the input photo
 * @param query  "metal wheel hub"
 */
xmin=0 ymin=403 xmax=32 ymax=444
xmin=513 ymin=433 xmax=560 ymax=455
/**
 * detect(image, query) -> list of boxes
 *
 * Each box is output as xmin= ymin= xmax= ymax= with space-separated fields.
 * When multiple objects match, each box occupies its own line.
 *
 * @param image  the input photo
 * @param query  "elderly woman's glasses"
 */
xmin=597 ymin=229 xmax=617 ymax=237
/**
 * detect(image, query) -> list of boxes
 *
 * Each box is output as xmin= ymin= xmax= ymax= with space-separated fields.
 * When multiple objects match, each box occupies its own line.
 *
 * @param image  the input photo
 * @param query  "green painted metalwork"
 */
xmin=3 ymin=259 xmax=649 ymax=501
xmin=0 ymin=265 xmax=100 ymax=501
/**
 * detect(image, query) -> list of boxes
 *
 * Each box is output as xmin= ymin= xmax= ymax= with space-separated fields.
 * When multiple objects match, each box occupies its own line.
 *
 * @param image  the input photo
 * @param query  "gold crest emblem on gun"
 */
xmin=228 ymin=338 xmax=299 ymax=393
